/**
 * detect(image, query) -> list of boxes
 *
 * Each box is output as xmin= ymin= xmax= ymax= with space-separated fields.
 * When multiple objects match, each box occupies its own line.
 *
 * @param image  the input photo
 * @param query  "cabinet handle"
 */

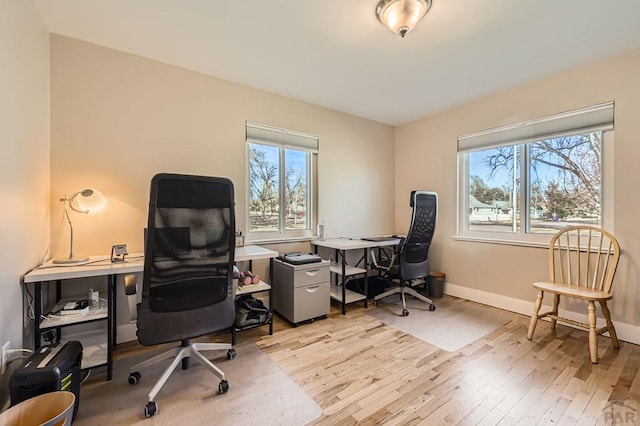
xmin=305 ymin=285 xmax=321 ymax=293
xmin=305 ymin=269 xmax=320 ymax=276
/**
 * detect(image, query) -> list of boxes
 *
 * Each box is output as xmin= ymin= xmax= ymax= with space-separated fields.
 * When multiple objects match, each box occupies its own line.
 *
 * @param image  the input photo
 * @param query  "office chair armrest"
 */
xmin=370 ymin=250 xmax=396 ymax=272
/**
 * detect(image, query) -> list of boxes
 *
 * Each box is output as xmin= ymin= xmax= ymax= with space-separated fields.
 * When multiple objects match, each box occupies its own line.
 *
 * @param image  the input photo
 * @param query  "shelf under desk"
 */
xmin=24 ymin=246 xmax=279 ymax=379
xmin=312 ymin=237 xmax=400 ymax=315
xmin=24 ymin=255 xmax=144 ymax=381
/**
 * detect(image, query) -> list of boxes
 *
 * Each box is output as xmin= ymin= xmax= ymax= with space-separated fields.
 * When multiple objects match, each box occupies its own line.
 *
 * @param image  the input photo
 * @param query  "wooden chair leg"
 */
xmin=600 ymin=300 xmax=620 ymax=349
xmin=527 ymin=291 xmax=544 ymax=340
xmin=550 ymin=294 xmax=560 ymax=329
xmin=588 ymin=301 xmax=598 ymax=363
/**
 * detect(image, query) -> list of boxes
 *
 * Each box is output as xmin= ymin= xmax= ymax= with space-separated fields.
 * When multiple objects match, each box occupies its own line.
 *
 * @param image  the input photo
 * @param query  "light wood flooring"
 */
xmin=115 ymin=296 xmax=640 ymax=425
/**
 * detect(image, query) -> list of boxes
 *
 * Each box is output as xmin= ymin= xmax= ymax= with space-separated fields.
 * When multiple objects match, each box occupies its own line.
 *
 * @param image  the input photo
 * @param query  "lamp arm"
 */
xmin=66 ymin=191 xmax=91 ymax=214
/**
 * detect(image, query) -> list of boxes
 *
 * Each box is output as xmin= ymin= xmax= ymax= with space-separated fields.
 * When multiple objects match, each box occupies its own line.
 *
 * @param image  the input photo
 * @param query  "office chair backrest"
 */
xmin=399 ymin=191 xmax=437 ymax=280
xmin=407 ymin=190 xmax=437 ymax=243
xmin=138 ymin=173 xmax=236 ymax=346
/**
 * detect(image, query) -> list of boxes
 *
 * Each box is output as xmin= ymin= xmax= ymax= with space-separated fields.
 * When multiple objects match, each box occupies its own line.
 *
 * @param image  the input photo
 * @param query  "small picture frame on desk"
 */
xmin=111 ymin=244 xmax=128 ymax=262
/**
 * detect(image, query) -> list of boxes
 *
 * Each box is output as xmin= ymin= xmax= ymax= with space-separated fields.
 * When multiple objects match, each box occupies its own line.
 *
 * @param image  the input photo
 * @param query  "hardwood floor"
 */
xmin=115 ymin=296 xmax=640 ymax=425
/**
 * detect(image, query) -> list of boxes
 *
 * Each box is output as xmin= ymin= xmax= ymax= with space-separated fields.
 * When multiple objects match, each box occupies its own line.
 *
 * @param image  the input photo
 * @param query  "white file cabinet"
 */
xmin=272 ymin=258 xmax=330 ymax=326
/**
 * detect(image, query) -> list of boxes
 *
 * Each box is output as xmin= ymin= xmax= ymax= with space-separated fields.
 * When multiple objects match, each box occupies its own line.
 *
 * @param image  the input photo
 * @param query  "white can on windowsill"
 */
xmin=317 ymin=223 xmax=326 ymax=240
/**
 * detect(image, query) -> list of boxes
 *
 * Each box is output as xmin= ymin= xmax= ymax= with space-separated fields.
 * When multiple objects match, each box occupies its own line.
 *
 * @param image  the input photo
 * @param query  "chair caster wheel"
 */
xmin=429 ymin=304 xmax=436 ymax=311
xmin=218 ymin=379 xmax=229 ymax=394
xmin=144 ymin=401 xmax=158 ymax=418
xmin=402 ymin=309 xmax=409 ymax=316
xmin=227 ymin=349 xmax=236 ymax=360
xmin=128 ymin=372 xmax=141 ymax=385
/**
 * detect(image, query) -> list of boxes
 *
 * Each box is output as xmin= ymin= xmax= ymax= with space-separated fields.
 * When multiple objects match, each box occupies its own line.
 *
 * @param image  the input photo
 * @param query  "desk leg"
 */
xmin=363 ymin=248 xmax=368 ymax=309
xmin=112 ymin=275 xmax=117 ymax=347
xmin=55 ymin=280 xmax=62 ymax=344
xmin=107 ymin=275 xmax=114 ymax=381
xmin=268 ymin=258 xmax=273 ymax=336
xmin=333 ymin=249 xmax=338 ymax=287
xmin=340 ymin=249 xmax=346 ymax=315
xmin=33 ymin=282 xmax=42 ymax=349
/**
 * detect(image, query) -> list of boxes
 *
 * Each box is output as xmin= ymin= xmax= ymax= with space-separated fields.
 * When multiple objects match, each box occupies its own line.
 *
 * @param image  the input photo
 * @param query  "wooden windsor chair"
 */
xmin=527 ymin=225 xmax=621 ymax=363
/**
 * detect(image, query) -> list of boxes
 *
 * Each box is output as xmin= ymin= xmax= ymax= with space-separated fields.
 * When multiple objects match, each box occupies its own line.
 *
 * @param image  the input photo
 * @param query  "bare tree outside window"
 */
xmin=249 ymin=144 xmax=279 ymax=232
xmin=249 ymin=144 xmax=310 ymax=233
xmin=284 ymin=149 xmax=308 ymax=230
xmin=467 ymin=131 xmax=602 ymax=234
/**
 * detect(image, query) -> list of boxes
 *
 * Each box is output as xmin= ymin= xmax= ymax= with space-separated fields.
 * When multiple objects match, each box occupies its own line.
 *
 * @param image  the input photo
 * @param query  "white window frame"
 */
xmin=456 ymin=102 xmax=614 ymax=247
xmin=245 ymin=121 xmax=318 ymax=243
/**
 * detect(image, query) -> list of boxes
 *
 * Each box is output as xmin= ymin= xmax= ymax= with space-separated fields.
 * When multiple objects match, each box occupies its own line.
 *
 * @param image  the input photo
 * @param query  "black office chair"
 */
xmin=373 ymin=191 xmax=437 ymax=316
xmin=127 ymin=173 xmax=237 ymax=418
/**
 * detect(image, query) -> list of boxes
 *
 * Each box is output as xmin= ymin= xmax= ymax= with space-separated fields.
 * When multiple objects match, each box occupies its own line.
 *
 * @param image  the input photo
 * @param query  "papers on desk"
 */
xmin=278 ymin=253 xmax=322 ymax=265
xmin=360 ymin=236 xmax=399 ymax=242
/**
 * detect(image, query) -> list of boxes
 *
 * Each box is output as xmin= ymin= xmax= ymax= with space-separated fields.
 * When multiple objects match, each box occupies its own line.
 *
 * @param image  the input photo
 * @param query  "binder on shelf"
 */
xmin=60 ymin=307 xmax=89 ymax=315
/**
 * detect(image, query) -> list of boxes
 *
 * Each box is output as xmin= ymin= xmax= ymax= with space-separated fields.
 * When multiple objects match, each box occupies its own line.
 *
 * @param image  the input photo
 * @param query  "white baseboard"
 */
xmin=115 ymin=283 xmax=640 ymax=347
xmin=444 ymin=281 xmax=640 ymax=346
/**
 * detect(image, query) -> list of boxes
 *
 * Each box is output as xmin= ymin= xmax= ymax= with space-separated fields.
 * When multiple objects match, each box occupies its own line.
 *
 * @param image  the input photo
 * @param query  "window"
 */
xmin=457 ymin=102 xmax=613 ymax=245
xmin=246 ymin=122 xmax=318 ymax=241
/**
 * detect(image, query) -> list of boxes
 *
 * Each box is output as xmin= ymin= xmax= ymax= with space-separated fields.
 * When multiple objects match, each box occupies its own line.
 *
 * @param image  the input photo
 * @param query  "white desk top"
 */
xmin=24 ymin=245 xmax=279 ymax=283
xmin=235 ymin=245 xmax=279 ymax=261
xmin=311 ymin=237 xmax=400 ymax=251
xmin=24 ymin=255 xmax=145 ymax=283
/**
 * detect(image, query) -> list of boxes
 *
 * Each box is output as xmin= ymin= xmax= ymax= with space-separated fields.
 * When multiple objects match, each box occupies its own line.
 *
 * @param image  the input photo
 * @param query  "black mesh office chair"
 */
xmin=373 ymin=191 xmax=437 ymax=316
xmin=127 ymin=173 xmax=237 ymax=418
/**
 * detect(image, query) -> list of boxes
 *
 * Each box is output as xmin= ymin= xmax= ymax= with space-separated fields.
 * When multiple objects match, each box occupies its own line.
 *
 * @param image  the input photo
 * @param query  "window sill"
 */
xmin=452 ymin=235 xmax=549 ymax=249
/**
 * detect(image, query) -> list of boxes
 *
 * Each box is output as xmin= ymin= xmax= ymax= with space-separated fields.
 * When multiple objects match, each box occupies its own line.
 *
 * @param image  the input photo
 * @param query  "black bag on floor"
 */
xmin=346 ymin=276 xmax=389 ymax=298
xmin=235 ymin=295 xmax=272 ymax=327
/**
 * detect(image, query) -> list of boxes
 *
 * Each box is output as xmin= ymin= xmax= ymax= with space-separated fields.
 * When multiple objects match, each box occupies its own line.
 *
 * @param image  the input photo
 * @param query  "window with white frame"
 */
xmin=246 ymin=122 xmax=318 ymax=242
xmin=457 ymin=102 xmax=614 ymax=245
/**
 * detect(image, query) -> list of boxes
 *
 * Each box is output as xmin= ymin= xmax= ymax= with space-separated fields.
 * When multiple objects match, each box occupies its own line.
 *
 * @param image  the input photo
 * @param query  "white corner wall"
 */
xmin=0 ymin=0 xmax=50 ymax=406
xmin=49 ymin=35 xmax=395 ymax=259
xmin=395 ymin=48 xmax=640 ymax=342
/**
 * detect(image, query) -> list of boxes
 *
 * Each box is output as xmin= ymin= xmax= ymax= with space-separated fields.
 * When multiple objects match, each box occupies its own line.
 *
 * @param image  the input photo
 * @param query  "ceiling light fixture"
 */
xmin=376 ymin=0 xmax=432 ymax=38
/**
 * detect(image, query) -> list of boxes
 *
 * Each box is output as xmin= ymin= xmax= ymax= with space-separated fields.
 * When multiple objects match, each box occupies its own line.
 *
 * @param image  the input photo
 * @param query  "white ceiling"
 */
xmin=33 ymin=0 xmax=640 ymax=126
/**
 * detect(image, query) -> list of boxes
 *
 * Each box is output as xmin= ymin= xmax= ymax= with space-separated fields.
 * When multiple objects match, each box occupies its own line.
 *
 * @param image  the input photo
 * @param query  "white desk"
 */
xmin=231 ymin=245 xmax=279 ymax=344
xmin=312 ymin=237 xmax=400 ymax=314
xmin=24 ymin=255 xmax=145 ymax=380
xmin=23 ymin=245 xmax=278 ymax=379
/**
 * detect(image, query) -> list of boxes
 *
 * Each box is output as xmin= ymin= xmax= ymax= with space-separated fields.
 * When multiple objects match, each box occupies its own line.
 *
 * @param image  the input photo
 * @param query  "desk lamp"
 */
xmin=53 ymin=188 xmax=107 ymax=264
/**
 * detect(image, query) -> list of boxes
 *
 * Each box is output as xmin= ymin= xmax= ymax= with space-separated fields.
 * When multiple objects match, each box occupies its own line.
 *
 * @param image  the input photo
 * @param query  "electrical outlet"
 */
xmin=1 ymin=341 xmax=10 ymax=375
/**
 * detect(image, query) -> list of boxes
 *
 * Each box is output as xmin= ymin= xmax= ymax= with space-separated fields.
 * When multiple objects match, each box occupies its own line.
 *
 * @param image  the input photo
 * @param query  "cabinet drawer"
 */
xmin=293 ymin=282 xmax=330 ymax=323
xmin=292 ymin=266 xmax=329 ymax=288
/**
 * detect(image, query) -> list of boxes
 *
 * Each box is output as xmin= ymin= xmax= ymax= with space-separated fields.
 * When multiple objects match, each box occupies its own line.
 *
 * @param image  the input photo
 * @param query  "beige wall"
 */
xmin=395 ymin=48 xmax=640 ymax=336
xmin=41 ymin=24 xmax=640 ymax=349
xmin=49 ymin=35 xmax=395 ymax=259
xmin=0 ymin=0 xmax=50 ymax=405
xmin=50 ymin=36 xmax=395 ymax=341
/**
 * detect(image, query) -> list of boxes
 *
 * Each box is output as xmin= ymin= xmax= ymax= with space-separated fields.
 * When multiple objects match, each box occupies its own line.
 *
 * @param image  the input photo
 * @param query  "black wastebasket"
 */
xmin=428 ymin=271 xmax=445 ymax=298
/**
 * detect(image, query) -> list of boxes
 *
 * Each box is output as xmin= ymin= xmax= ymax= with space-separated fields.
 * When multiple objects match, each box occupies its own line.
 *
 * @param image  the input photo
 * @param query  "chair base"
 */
xmin=128 ymin=341 xmax=234 ymax=416
xmin=374 ymin=284 xmax=435 ymax=316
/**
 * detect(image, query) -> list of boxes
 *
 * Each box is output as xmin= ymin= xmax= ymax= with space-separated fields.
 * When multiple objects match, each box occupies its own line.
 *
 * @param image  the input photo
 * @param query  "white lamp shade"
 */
xmin=74 ymin=188 xmax=107 ymax=215
xmin=376 ymin=0 xmax=431 ymax=37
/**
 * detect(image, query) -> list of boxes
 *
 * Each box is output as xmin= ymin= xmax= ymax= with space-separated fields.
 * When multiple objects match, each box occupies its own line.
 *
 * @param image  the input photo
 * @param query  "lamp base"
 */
xmin=52 ymin=256 xmax=89 ymax=264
